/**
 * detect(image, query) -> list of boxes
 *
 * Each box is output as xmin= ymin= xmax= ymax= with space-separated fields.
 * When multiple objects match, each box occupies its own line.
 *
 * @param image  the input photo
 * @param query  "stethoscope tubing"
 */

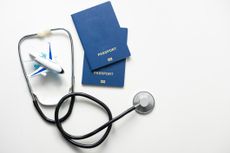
xmin=54 ymin=92 xmax=136 ymax=148
xmin=18 ymin=28 xmax=137 ymax=148
xmin=18 ymin=28 xmax=75 ymax=124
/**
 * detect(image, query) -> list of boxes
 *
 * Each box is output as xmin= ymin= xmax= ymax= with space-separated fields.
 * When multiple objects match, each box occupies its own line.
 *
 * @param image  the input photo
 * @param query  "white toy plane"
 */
xmin=28 ymin=43 xmax=64 ymax=77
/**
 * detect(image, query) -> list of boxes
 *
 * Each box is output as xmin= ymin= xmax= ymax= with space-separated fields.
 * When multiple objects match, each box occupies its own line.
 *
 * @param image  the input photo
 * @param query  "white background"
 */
xmin=1 ymin=0 xmax=230 ymax=153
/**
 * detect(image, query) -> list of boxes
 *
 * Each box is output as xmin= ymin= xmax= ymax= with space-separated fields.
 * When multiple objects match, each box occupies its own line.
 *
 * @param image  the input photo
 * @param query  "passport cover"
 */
xmin=71 ymin=1 xmax=130 ymax=70
xmin=82 ymin=28 xmax=128 ymax=87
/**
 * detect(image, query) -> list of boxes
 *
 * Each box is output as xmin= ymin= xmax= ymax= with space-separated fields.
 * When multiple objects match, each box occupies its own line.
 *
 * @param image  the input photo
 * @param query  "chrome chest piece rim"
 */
xmin=133 ymin=91 xmax=155 ymax=114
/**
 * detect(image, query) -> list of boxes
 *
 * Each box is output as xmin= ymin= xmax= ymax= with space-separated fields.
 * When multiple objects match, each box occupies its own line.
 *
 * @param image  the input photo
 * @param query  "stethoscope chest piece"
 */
xmin=133 ymin=91 xmax=155 ymax=114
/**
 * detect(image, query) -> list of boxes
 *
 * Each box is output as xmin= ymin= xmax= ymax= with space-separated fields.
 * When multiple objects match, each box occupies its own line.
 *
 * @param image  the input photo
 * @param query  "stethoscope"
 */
xmin=18 ymin=28 xmax=155 ymax=148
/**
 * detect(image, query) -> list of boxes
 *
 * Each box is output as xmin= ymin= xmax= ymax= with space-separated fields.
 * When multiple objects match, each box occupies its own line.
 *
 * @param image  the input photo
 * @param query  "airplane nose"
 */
xmin=60 ymin=69 xmax=64 ymax=74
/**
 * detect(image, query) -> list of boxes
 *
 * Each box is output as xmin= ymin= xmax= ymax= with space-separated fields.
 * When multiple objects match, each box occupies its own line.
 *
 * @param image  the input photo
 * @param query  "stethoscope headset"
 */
xmin=18 ymin=28 xmax=155 ymax=149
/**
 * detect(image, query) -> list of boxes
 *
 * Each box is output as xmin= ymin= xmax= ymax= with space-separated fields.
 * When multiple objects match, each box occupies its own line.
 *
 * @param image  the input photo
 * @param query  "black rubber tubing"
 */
xmin=54 ymin=92 xmax=136 ymax=148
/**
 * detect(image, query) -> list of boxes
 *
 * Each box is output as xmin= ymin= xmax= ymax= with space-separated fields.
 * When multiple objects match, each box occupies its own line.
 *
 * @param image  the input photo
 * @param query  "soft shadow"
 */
xmin=38 ymin=72 xmax=63 ymax=86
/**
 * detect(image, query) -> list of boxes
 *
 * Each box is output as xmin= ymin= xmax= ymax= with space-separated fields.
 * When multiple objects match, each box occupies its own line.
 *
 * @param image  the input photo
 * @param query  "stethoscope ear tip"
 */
xmin=133 ymin=91 xmax=155 ymax=114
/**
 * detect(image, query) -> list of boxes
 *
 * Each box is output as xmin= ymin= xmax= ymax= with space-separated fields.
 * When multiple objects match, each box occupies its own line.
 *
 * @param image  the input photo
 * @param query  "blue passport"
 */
xmin=82 ymin=28 xmax=128 ymax=87
xmin=71 ymin=1 xmax=131 ymax=70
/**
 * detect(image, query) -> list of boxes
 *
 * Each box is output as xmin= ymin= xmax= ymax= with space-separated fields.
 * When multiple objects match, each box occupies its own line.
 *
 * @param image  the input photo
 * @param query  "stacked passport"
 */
xmin=72 ymin=1 xmax=130 ymax=87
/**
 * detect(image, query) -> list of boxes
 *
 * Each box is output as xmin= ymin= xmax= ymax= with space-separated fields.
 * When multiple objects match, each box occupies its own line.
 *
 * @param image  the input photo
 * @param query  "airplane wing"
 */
xmin=29 ymin=66 xmax=48 ymax=77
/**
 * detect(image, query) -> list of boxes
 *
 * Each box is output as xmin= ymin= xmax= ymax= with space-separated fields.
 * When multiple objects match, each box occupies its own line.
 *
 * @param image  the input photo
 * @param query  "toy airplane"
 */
xmin=28 ymin=43 xmax=64 ymax=77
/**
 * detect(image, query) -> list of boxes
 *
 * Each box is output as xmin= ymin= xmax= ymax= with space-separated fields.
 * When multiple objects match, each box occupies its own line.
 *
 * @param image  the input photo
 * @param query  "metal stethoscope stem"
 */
xmin=18 ymin=28 xmax=155 ymax=148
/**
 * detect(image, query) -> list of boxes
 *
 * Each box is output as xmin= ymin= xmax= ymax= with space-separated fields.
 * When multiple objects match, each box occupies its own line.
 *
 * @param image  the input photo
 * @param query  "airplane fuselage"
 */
xmin=29 ymin=53 xmax=64 ymax=74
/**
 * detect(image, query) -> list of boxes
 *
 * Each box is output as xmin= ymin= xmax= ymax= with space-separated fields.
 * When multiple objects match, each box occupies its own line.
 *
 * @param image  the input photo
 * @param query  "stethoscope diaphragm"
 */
xmin=133 ymin=91 xmax=155 ymax=114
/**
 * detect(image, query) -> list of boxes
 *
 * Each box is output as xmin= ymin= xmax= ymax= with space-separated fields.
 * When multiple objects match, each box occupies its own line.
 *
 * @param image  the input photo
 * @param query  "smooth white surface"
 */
xmin=1 ymin=0 xmax=230 ymax=152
